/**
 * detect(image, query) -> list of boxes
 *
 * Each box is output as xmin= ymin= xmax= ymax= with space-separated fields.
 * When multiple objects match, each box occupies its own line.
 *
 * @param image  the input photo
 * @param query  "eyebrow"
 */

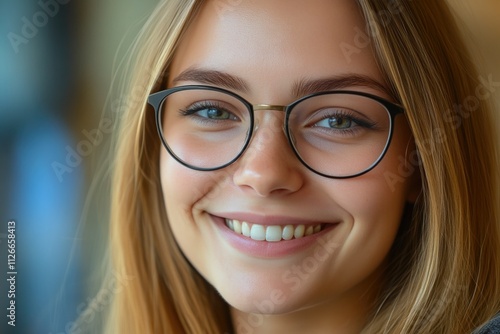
xmin=172 ymin=67 xmax=392 ymax=99
xmin=172 ymin=67 xmax=250 ymax=92
xmin=292 ymin=75 xmax=392 ymax=99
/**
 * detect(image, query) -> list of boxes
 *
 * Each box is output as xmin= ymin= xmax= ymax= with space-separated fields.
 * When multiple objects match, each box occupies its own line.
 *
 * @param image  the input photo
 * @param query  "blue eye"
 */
xmin=315 ymin=116 xmax=354 ymax=129
xmin=181 ymin=101 xmax=239 ymax=121
xmin=310 ymin=106 xmax=379 ymax=132
xmin=196 ymin=107 xmax=235 ymax=120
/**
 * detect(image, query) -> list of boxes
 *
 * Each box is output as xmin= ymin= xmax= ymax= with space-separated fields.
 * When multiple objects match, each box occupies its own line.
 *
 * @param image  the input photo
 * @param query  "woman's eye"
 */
xmin=315 ymin=116 xmax=354 ymax=129
xmin=197 ymin=107 xmax=234 ymax=120
xmin=183 ymin=104 xmax=240 ymax=121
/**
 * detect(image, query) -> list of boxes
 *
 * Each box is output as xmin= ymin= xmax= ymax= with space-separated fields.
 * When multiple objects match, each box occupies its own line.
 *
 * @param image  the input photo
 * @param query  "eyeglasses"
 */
xmin=148 ymin=85 xmax=404 ymax=179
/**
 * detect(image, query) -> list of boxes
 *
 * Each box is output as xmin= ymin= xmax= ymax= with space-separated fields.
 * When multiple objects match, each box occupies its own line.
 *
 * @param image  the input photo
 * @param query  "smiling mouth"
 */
xmin=224 ymin=218 xmax=324 ymax=242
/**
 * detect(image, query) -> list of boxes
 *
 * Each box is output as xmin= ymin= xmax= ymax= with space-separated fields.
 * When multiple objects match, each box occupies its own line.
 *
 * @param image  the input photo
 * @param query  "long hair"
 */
xmin=102 ymin=1 xmax=500 ymax=333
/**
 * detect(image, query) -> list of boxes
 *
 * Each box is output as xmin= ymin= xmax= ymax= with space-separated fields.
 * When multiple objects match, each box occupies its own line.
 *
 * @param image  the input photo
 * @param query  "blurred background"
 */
xmin=0 ymin=1 xmax=156 ymax=333
xmin=0 ymin=1 xmax=498 ymax=333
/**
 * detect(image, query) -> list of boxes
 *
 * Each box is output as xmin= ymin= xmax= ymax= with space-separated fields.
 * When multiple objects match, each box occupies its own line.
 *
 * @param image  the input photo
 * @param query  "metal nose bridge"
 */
xmin=251 ymin=104 xmax=288 ymax=134
xmin=253 ymin=104 xmax=287 ymax=112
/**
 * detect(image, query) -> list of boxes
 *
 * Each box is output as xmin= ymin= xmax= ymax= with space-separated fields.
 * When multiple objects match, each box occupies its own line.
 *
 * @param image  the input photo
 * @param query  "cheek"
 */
xmin=159 ymin=150 xmax=206 ymax=266
xmin=159 ymin=149 xmax=231 ymax=275
xmin=332 ymin=132 xmax=414 ymax=226
xmin=160 ymin=153 xmax=194 ymax=214
xmin=160 ymin=149 xmax=224 ymax=213
xmin=332 ymin=172 xmax=408 ymax=250
xmin=313 ymin=170 xmax=410 ymax=298
xmin=346 ymin=155 xmax=413 ymax=229
xmin=325 ymin=127 xmax=416 ymax=274
xmin=339 ymin=168 xmax=409 ymax=223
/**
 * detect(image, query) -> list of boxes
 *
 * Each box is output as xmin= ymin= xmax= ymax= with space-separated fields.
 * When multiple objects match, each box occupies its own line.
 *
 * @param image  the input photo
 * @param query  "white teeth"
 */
xmin=266 ymin=225 xmax=282 ymax=242
xmin=250 ymin=224 xmax=266 ymax=241
xmin=225 ymin=219 xmax=323 ymax=242
xmin=233 ymin=220 xmax=242 ymax=234
xmin=294 ymin=225 xmax=305 ymax=239
xmin=282 ymin=225 xmax=294 ymax=240
xmin=242 ymin=222 xmax=251 ymax=237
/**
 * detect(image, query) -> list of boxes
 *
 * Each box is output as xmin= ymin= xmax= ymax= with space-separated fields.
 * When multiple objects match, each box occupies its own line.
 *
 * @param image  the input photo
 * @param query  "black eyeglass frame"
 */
xmin=148 ymin=85 xmax=405 ymax=179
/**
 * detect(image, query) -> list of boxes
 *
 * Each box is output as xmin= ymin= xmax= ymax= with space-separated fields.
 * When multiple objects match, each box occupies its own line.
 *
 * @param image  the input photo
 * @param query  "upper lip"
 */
xmin=211 ymin=212 xmax=335 ymax=226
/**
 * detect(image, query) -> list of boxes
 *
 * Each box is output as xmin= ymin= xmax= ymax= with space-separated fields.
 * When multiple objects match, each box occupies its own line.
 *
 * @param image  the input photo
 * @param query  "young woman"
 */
xmin=92 ymin=0 xmax=500 ymax=333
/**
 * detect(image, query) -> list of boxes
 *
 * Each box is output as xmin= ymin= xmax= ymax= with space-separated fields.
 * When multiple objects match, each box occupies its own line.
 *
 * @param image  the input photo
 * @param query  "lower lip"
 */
xmin=211 ymin=215 xmax=338 ymax=259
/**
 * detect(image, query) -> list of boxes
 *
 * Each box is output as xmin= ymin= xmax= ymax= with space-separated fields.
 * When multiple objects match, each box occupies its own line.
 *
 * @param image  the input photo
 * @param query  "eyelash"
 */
xmin=179 ymin=101 xmax=237 ymax=121
xmin=180 ymin=101 xmax=221 ymax=114
xmin=313 ymin=109 xmax=378 ymax=133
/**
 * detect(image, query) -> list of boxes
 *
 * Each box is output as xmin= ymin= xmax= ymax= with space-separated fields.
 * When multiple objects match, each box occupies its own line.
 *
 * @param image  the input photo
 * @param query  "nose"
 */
xmin=232 ymin=111 xmax=304 ymax=197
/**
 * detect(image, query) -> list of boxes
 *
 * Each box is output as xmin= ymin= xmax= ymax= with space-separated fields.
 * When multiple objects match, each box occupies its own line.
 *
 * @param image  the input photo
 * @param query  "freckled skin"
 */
xmin=160 ymin=0 xmax=419 ymax=332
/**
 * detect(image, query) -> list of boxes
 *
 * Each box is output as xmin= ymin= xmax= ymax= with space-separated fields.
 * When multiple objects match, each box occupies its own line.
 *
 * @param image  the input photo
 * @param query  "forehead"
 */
xmin=169 ymin=0 xmax=385 ymax=98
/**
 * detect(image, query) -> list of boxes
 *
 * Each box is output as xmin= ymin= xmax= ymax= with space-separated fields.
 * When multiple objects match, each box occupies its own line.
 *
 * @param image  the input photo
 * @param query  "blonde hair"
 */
xmin=98 ymin=0 xmax=500 ymax=333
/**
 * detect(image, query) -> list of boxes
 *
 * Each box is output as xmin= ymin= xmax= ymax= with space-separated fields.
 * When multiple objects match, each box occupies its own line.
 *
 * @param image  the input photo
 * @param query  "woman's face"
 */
xmin=160 ymin=0 xmax=418 ymax=320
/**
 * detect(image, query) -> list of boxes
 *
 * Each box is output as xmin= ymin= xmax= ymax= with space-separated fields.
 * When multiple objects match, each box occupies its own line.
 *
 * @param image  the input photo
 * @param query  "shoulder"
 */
xmin=475 ymin=314 xmax=500 ymax=334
